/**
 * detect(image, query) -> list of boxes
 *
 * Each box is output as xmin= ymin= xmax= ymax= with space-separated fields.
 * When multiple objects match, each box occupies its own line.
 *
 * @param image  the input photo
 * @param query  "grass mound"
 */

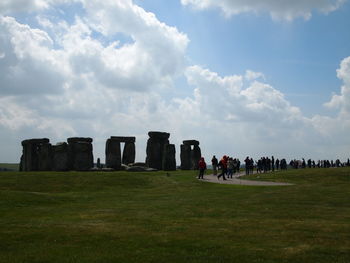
xmin=0 ymin=168 xmax=349 ymax=262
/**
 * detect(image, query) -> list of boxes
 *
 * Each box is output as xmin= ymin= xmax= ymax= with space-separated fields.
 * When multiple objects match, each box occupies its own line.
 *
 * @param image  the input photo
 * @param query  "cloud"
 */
xmin=181 ymin=0 xmax=346 ymax=21
xmin=79 ymin=0 xmax=189 ymax=90
xmin=0 ymin=0 xmax=189 ymax=96
xmin=0 ymin=0 xmax=349 ymax=163
xmin=184 ymin=65 xmax=303 ymax=124
xmin=179 ymin=64 xmax=350 ymax=160
xmin=245 ymin=70 xmax=265 ymax=81
xmin=324 ymin=56 xmax=350 ymax=116
xmin=0 ymin=0 xmax=189 ymax=162
xmin=0 ymin=0 xmax=189 ymax=99
xmin=0 ymin=0 xmax=71 ymax=14
xmin=0 ymin=0 xmax=49 ymax=14
xmin=0 ymin=16 xmax=66 ymax=95
xmin=0 ymin=97 xmax=76 ymax=136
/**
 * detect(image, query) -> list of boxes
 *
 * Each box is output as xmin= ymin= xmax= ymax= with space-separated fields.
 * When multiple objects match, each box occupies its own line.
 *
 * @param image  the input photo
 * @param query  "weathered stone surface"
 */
xmin=191 ymin=145 xmax=201 ymax=170
xmin=146 ymin=140 xmax=162 ymax=169
xmin=110 ymin=136 xmax=136 ymax=143
xmin=72 ymin=142 xmax=93 ymax=171
xmin=97 ymin=158 xmax=101 ymax=169
xmin=148 ymin=131 xmax=170 ymax=140
xmin=122 ymin=142 xmax=136 ymax=165
xmin=146 ymin=131 xmax=170 ymax=170
xmin=22 ymin=138 xmax=49 ymax=146
xmin=67 ymin=138 xmax=94 ymax=171
xmin=67 ymin=137 xmax=93 ymax=144
xmin=105 ymin=138 xmax=121 ymax=170
xmin=180 ymin=140 xmax=202 ymax=170
xmin=52 ymin=143 xmax=69 ymax=171
xmin=20 ymin=137 xmax=94 ymax=171
xmin=162 ymin=144 xmax=176 ymax=171
xmin=38 ymin=143 xmax=52 ymax=171
xmin=107 ymin=136 xmax=136 ymax=168
xmin=20 ymin=138 xmax=51 ymax=171
xmin=183 ymin=140 xmax=200 ymax=146
xmin=180 ymin=144 xmax=191 ymax=170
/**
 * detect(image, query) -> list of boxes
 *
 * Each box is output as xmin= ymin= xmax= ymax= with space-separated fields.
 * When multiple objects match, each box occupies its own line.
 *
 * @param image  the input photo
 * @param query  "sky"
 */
xmin=0 ymin=0 xmax=350 ymax=164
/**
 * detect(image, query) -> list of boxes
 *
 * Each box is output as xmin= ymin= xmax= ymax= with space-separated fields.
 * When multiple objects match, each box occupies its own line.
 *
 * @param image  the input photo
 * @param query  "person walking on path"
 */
xmin=198 ymin=157 xmax=207 ymax=179
xmin=211 ymin=155 xmax=218 ymax=176
xmin=227 ymin=157 xmax=234 ymax=178
xmin=245 ymin=156 xmax=251 ymax=175
xmin=217 ymin=155 xmax=228 ymax=180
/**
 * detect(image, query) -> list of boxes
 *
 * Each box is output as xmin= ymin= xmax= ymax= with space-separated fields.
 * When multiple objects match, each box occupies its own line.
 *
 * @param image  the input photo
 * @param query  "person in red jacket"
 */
xmin=198 ymin=157 xmax=207 ymax=179
xmin=217 ymin=155 xmax=228 ymax=180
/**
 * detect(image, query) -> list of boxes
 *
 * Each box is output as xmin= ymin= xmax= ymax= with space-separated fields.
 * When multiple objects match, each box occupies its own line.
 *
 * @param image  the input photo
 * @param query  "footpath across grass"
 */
xmin=0 ymin=168 xmax=349 ymax=262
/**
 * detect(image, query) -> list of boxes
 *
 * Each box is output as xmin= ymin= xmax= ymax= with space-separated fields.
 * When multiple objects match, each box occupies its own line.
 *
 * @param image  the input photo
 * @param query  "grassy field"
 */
xmin=0 ymin=163 xmax=19 ymax=171
xmin=0 ymin=168 xmax=349 ymax=262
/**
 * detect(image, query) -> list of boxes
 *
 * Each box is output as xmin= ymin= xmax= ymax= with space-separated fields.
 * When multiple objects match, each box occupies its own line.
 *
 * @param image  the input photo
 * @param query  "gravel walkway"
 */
xmin=199 ymin=172 xmax=293 ymax=186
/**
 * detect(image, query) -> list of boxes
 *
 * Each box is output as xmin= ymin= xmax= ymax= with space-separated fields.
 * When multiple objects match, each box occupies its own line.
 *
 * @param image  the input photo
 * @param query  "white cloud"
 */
xmin=245 ymin=70 xmax=265 ymax=81
xmin=0 ymin=0 xmax=349 ymax=164
xmin=184 ymin=65 xmax=303 ymax=124
xmin=0 ymin=97 xmax=75 ymax=136
xmin=79 ymin=0 xmax=189 ymax=90
xmin=0 ymin=0 xmax=189 ymax=96
xmin=0 ymin=0 xmax=71 ymax=14
xmin=325 ymin=56 xmax=350 ymax=115
xmin=1 ymin=0 xmax=189 ymax=93
xmin=181 ymin=0 xmax=345 ymax=21
xmin=0 ymin=1 xmax=190 ymax=162
xmin=0 ymin=0 xmax=49 ymax=14
xmin=179 ymin=64 xmax=350 ymax=160
xmin=0 ymin=16 xmax=66 ymax=95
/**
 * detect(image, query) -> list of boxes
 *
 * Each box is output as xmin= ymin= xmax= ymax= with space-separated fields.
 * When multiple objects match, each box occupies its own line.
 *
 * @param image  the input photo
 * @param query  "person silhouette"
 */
xmin=198 ymin=157 xmax=207 ymax=179
xmin=217 ymin=155 xmax=228 ymax=180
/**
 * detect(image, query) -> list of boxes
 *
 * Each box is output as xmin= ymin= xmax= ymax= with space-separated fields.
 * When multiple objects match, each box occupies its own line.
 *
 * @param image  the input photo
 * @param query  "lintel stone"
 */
xmin=110 ymin=136 xmax=136 ymax=143
xmin=22 ymin=138 xmax=50 ymax=146
xmin=67 ymin=137 xmax=93 ymax=144
xmin=148 ymin=131 xmax=170 ymax=140
xmin=183 ymin=140 xmax=199 ymax=146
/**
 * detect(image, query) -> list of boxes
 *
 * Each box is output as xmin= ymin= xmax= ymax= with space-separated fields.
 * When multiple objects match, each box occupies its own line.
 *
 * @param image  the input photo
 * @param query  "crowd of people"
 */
xmin=289 ymin=158 xmax=347 ymax=169
xmin=197 ymin=155 xmax=350 ymax=179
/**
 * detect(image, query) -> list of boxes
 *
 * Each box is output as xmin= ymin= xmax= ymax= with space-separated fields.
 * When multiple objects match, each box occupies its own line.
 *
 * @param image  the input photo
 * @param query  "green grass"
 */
xmin=0 ymin=168 xmax=349 ymax=262
xmin=0 ymin=163 xmax=19 ymax=171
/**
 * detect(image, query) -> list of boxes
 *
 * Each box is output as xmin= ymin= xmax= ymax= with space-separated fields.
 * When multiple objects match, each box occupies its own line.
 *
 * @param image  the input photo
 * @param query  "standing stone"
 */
xmin=180 ymin=140 xmax=201 ymax=170
xmin=67 ymin=137 xmax=93 ymax=171
xmin=52 ymin=143 xmax=69 ymax=171
xmin=122 ymin=142 xmax=136 ymax=165
xmin=97 ymin=158 xmax=101 ymax=169
xmin=146 ymin=139 xmax=162 ymax=169
xmin=107 ymin=136 xmax=136 ymax=168
xmin=21 ymin=138 xmax=50 ymax=171
xmin=146 ymin=131 xmax=170 ymax=170
xmin=162 ymin=144 xmax=176 ymax=171
xmin=191 ymin=145 xmax=201 ymax=170
xmin=105 ymin=138 xmax=121 ymax=170
xmin=72 ymin=142 xmax=93 ymax=170
xmin=180 ymin=144 xmax=191 ymax=170
xmin=38 ymin=142 xmax=52 ymax=171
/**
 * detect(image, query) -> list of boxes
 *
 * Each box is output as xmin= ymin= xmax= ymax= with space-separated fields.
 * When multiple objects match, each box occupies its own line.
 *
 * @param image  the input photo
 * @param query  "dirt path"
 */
xmin=199 ymin=172 xmax=293 ymax=186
